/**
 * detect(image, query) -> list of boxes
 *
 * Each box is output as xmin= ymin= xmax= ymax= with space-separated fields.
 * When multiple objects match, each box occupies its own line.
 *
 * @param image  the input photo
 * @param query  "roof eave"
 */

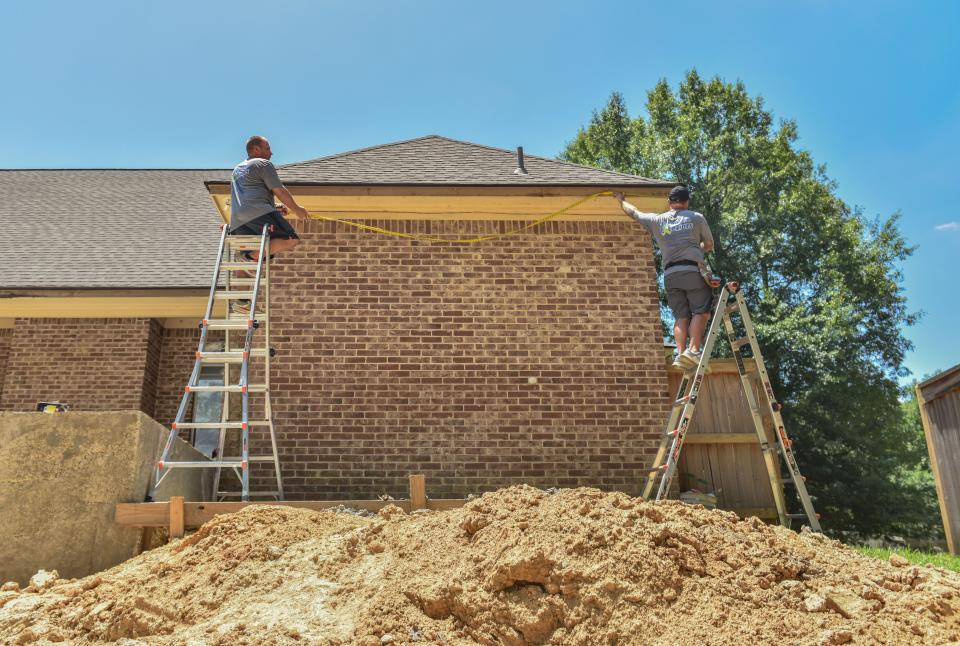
xmin=204 ymin=180 xmax=673 ymax=189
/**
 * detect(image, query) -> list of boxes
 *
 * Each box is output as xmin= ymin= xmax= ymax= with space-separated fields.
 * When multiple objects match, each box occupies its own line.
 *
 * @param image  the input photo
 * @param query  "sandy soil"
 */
xmin=2 ymin=485 xmax=959 ymax=645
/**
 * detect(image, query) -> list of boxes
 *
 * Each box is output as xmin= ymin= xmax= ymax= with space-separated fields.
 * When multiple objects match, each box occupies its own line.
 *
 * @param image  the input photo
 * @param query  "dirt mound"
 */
xmin=2 ymin=486 xmax=959 ymax=645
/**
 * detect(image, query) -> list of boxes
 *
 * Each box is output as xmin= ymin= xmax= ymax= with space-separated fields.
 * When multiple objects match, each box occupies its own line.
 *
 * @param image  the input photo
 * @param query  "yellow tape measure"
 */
xmin=304 ymin=191 xmax=616 ymax=244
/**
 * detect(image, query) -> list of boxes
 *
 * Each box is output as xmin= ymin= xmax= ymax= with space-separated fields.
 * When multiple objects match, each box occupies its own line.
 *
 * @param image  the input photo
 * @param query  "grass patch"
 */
xmin=853 ymin=546 xmax=960 ymax=572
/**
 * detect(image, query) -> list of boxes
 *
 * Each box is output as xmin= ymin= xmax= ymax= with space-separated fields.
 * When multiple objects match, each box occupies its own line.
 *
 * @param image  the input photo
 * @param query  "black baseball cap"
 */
xmin=668 ymin=185 xmax=690 ymax=202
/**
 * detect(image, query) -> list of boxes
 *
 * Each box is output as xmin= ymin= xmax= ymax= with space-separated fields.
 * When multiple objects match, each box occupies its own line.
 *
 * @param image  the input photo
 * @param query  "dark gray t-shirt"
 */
xmin=230 ymin=158 xmax=283 ymax=229
xmin=629 ymin=208 xmax=714 ymax=275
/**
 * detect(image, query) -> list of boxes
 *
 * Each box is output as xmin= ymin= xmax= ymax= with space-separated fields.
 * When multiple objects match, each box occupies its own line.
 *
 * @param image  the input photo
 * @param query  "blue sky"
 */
xmin=2 ymin=0 xmax=957 ymax=382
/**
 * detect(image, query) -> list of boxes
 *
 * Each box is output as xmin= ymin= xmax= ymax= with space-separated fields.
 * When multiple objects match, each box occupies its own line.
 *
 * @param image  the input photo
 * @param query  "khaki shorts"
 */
xmin=665 ymin=270 xmax=713 ymax=320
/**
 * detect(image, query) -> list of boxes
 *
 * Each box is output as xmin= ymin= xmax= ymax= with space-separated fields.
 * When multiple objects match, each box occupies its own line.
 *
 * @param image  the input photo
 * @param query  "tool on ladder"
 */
xmin=148 ymin=224 xmax=284 ymax=502
xmin=641 ymin=281 xmax=822 ymax=532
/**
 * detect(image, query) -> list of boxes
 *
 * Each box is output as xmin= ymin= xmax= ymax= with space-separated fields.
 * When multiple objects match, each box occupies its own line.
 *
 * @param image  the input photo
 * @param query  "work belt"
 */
xmin=664 ymin=260 xmax=699 ymax=270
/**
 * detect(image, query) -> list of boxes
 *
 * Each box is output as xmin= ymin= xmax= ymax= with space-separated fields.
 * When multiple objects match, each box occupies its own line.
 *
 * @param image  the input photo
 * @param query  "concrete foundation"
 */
xmin=0 ymin=411 xmax=210 ymax=585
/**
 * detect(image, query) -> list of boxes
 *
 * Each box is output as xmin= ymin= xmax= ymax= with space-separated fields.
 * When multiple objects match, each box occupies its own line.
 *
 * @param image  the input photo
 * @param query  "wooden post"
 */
xmin=168 ymin=496 xmax=185 ymax=540
xmin=409 ymin=474 xmax=427 ymax=510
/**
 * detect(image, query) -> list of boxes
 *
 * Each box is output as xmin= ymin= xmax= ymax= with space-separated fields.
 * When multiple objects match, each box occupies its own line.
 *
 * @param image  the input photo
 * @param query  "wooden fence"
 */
xmin=917 ymin=364 xmax=960 ymax=554
xmin=668 ymin=359 xmax=783 ymax=520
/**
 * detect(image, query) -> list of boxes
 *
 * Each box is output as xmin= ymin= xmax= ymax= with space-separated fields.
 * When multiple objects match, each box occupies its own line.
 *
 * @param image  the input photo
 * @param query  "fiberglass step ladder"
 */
xmin=641 ymin=281 xmax=821 ymax=532
xmin=149 ymin=225 xmax=283 ymax=502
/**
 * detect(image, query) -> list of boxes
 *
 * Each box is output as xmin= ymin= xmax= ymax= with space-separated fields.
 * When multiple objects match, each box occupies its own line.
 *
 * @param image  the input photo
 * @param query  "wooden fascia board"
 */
xmin=205 ymin=183 xmax=672 ymax=224
xmin=0 ymin=293 xmax=218 ymax=319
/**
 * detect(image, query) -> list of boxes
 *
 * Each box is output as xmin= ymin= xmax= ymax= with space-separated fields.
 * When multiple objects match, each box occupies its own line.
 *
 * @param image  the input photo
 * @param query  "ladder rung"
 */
xmin=219 ymin=455 xmax=276 ymax=462
xmin=787 ymin=513 xmax=812 ymax=519
xmin=197 ymin=349 xmax=267 ymax=362
xmin=174 ymin=422 xmax=244 ymax=429
xmin=725 ymin=304 xmax=739 ymax=315
xmin=220 ymin=263 xmax=261 ymax=271
xmin=226 ymin=235 xmax=264 ymax=244
xmin=187 ymin=384 xmax=268 ymax=393
xmin=171 ymin=421 xmax=271 ymax=429
xmin=730 ymin=337 xmax=750 ymax=349
xmin=202 ymin=318 xmax=265 ymax=330
xmin=159 ymin=461 xmax=243 ymax=468
xmin=214 ymin=291 xmax=256 ymax=300
xmin=217 ymin=490 xmax=282 ymax=497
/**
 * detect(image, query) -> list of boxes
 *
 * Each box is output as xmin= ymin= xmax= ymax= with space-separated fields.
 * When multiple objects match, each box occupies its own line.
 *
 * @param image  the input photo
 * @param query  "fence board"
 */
xmin=671 ymin=360 xmax=781 ymax=513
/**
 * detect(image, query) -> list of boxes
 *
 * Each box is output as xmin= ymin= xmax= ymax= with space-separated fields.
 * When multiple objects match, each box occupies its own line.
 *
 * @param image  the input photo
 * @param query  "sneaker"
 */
xmin=671 ymin=356 xmax=685 ymax=370
xmin=679 ymin=348 xmax=701 ymax=369
xmin=681 ymin=348 xmax=712 ymax=374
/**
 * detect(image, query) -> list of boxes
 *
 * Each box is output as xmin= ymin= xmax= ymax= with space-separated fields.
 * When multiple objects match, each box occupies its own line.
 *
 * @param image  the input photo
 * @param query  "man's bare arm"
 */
xmin=612 ymin=192 xmax=651 ymax=223
xmin=272 ymin=187 xmax=309 ymax=219
xmin=701 ymin=239 xmax=715 ymax=252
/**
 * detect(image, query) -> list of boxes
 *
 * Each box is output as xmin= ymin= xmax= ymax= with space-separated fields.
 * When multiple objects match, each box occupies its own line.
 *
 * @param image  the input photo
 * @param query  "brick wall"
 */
xmin=8 ymin=219 xmax=669 ymax=499
xmin=203 ymin=218 xmax=669 ymax=499
xmin=0 ymin=328 xmax=12 ymax=405
xmin=154 ymin=328 xmax=198 ymax=429
xmin=139 ymin=319 xmax=164 ymax=418
xmin=0 ymin=318 xmax=158 ymax=412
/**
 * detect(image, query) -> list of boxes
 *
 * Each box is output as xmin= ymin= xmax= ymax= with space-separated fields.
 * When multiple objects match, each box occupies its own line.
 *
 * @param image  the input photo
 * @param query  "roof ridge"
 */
xmin=278 ymin=134 xmax=446 ymax=168
xmin=279 ymin=134 xmax=663 ymax=183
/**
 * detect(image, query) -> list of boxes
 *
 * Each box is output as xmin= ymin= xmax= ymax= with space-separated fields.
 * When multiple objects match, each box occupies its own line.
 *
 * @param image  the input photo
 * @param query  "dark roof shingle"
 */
xmin=212 ymin=135 xmax=667 ymax=186
xmin=1 ymin=136 xmax=667 ymax=291
xmin=0 ymin=170 xmax=228 ymax=289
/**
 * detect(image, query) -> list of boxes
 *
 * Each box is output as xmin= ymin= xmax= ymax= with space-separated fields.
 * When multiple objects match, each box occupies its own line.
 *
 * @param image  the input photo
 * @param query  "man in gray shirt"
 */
xmin=614 ymin=186 xmax=715 ymax=370
xmin=229 ymin=135 xmax=309 ymax=261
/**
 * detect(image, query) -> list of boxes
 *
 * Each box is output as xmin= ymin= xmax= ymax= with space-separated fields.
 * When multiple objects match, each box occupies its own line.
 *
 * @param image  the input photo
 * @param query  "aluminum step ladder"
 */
xmin=149 ymin=224 xmax=284 ymax=502
xmin=641 ymin=281 xmax=821 ymax=532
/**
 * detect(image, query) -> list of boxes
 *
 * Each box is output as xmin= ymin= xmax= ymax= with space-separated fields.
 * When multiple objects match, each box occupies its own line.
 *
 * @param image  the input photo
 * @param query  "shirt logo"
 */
xmin=661 ymin=219 xmax=694 ymax=236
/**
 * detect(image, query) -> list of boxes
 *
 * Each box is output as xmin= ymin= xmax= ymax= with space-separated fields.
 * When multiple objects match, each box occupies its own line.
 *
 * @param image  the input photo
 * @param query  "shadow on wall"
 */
xmin=0 ymin=411 xmax=210 ymax=585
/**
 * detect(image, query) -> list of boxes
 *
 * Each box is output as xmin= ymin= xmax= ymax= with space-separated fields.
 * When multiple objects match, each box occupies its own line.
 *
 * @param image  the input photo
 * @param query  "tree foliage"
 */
xmin=563 ymin=72 xmax=934 ymax=535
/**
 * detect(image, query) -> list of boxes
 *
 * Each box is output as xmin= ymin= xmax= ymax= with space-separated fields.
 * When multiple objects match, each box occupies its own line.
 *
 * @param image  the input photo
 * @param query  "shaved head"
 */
xmin=246 ymin=135 xmax=269 ymax=156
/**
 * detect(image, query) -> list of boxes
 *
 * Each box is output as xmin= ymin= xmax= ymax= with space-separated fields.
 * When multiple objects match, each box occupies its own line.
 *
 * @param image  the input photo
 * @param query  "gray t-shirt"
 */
xmin=230 ymin=158 xmax=283 ymax=229
xmin=629 ymin=208 xmax=714 ymax=275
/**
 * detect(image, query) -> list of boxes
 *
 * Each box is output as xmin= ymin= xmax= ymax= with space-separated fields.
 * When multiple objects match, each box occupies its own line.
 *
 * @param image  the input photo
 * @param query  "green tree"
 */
xmin=563 ymin=71 xmax=927 ymax=535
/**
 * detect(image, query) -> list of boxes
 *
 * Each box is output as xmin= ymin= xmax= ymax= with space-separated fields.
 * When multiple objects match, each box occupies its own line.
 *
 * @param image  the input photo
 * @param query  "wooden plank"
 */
xmin=206 ymin=184 xmax=672 ymax=198
xmin=409 ymin=474 xmax=427 ymax=510
xmin=210 ymin=191 xmax=669 ymax=225
xmin=168 ymin=496 xmax=185 ymax=539
xmin=116 ymin=501 xmax=169 ymax=527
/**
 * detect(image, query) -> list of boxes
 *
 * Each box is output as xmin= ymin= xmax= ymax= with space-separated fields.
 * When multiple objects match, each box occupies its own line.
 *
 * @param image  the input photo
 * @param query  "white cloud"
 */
xmin=935 ymin=222 xmax=960 ymax=231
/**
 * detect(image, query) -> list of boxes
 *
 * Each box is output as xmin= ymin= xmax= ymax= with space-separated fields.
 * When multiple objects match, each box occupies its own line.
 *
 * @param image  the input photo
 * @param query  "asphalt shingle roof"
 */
xmin=209 ymin=135 xmax=668 ymax=187
xmin=0 ymin=170 xmax=228 ymax=290
xmin=1 ymin=136 xmax=667 ymax=291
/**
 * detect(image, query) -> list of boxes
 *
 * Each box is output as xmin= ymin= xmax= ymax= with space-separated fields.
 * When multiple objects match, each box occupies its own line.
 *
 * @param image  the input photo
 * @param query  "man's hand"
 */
xmin=290 ymin=205 xmax=309 ymax=220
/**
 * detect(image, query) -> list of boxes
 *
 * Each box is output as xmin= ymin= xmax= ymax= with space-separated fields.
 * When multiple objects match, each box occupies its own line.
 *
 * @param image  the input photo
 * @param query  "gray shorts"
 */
xmin=665 ymin=270 xmax=713 ymax=320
